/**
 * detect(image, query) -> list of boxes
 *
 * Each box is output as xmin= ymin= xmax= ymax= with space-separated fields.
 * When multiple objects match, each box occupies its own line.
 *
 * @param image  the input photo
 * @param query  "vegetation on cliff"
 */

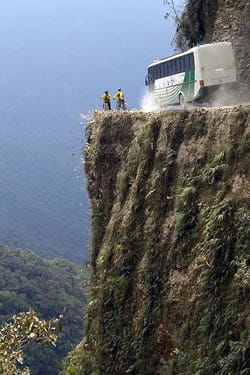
xmin=166 ymin=0 xmax=250 ymax=53
xmin=167 ymin=0 xmax=219 ymax=50
xmin=64 ymin=107 xmax=249 ymax=375
xmin=0 ymin=245 xmax=86 ymax=375
xmin=0 ymin=309 xmax=61 ymax=375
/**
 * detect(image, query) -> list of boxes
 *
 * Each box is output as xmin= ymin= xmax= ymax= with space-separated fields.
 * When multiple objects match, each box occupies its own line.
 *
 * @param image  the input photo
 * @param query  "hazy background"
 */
xmin=0 ymin=0 xmax=175 ymax=263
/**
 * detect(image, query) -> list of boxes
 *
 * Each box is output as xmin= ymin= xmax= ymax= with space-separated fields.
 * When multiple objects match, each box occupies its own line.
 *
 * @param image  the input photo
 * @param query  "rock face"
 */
xmin=181 ymin=0 xmax=250 ymax=99
xmin=64 ymin=108 xmax=250 ymax=375
xmin=211 ymin=0 xmax=250 ymax=98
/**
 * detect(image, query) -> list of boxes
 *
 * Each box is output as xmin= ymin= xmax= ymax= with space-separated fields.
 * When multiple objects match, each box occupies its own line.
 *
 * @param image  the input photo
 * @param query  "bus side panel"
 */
xmin=153 ymin=76 xmax=184 ymax=106
xmin=153 ymin=71 xmax=195 ymax=106
xmin=153 ymin=87 xmax=180 ymax=107
xmin=180 ymin=69 xmax=195 ymax=101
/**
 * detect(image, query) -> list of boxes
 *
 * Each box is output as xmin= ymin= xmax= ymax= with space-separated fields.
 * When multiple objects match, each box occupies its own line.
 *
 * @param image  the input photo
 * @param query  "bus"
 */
xmin=145 ymin=42 xmax=237 ymax=107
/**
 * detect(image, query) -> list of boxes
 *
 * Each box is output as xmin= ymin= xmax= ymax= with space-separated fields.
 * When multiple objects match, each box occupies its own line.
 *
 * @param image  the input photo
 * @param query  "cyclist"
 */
xmin=113 ymin=88 xmax=126 ymax=110
xmin=101 ymin=91 xmax=111 ymax=111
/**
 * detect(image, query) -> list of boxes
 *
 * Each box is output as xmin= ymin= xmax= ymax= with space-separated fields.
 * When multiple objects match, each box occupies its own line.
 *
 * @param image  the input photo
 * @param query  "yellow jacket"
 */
xmin=113 ymin=91 xmax=124 ymax=100
xmin=101 ymin=93 xmax=111 ymax=101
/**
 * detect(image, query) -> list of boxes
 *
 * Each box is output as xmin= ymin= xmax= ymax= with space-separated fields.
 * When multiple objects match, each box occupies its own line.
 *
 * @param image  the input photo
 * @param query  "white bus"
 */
xmin=145 ymin=42 xmax=237 ymax=107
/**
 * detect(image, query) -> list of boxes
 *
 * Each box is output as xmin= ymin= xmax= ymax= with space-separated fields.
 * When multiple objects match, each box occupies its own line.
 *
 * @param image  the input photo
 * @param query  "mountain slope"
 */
xmin=0 ymin=244 xmax=86 ymax=375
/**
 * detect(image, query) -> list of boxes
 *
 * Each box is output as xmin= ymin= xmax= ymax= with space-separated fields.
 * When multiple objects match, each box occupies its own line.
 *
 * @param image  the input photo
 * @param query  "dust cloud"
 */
xmin=140 ymin=84 xmax=249 ymax=112
xmin=140 ymin=91 xmax=160 ymax=111
xmin=209 ymin=84 xmax=243 ymax=108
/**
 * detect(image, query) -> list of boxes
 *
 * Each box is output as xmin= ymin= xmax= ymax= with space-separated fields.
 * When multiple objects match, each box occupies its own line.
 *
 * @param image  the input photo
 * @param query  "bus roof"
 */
xmin=147 ymin=42 xmax=232 ymax=68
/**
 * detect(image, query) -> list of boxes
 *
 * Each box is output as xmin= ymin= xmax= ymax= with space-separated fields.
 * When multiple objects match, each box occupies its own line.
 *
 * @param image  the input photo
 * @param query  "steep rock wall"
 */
xmin=211 ymin=0 xmax=250 ymax=97
xmin=179 ymin=0 xmax=250 ymax=98
xmin=64 ymin=108 xmax=250 ymax=375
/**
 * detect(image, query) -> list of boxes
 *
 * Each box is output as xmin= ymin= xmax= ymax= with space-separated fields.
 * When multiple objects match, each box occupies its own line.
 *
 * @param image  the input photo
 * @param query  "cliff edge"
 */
xmin=64 ymin=107 xmax=249 ymax=375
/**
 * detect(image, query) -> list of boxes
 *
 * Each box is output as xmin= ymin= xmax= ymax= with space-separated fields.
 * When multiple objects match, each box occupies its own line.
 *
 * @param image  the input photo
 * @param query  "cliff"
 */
xmin=177 ymin=0 xmax=250 ymax=98
xmin=64 ymin=107 xmax=249 ymax=375
xmin=211 ymin=0 xmax=250 ymax=96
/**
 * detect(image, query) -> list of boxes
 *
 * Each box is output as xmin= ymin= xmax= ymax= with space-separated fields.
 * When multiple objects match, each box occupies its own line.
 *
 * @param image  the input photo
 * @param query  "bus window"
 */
xmin=181 ymin=58 xmax=184 ymax=73
xmin=159 ymin=65 xmax=162 ymax=79
xmin=164 ymin=62 xmax=168 ymax=76
xmin=155 ymin=65 xmax=158 ymax=79
xmin=152 ymin=66 xmax=156 ymax=80
xmin=156 ymin=65 xmax=160 ymax=79
xmin=180 ymin=57 xmax=185 ymax=72
xmin=159 ymin=65 xmax=162 ymax=78
xmin=168 ymin=62 xmax=171 ymax=76
xmin=183 ymin=55 xmax=188 ymax=71
xmin=176 ymin=58 xmax=181 ymax=73
xmin=158 ymin=64 xmax=161 ymax=77
xmin=159 ymin=64 xmax=164 ymax=78
xmin=172 ymin=60 xmax=177 ymax=75
xmin=154 ymin=66 xmax=157 ymax=80
xmin=186 ymin=55 xmax=190 ymax=70
xmin=168 ymin=60 xmax=173 ymax=75
xmin=172 ymin=60 xmax=175 ymax=75
xmin=161 ymin=63 xmax=166 ymax=77
xmin=189 ymin=53 xmax=195 ymax=70
xmin=171 ymin=61 xmax=174 ymax=75
xmin=148 ymin=67 xmax=153 ymax=80
xmin=166 ymin=62 xmax=169 ymax=76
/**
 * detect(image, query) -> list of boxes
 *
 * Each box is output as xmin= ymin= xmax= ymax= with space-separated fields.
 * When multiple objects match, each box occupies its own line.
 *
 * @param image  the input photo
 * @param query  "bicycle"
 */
xmin=115 ymin=99 xmax=130 ymax=111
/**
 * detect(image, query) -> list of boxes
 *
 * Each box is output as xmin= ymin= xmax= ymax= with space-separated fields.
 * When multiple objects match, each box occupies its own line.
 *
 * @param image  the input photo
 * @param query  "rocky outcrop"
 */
xmin=64 ymin=107 xmax=250 ymax=375
xmin=211 ymin=0 xmax=250 ymax=98
xmin=178 ymin=0 xmax=250 ymax=99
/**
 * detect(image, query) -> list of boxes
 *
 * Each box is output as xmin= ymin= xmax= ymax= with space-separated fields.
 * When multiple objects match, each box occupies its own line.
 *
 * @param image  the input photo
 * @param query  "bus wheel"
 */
xmin=179 ymin=94 xmax=186 ymax=108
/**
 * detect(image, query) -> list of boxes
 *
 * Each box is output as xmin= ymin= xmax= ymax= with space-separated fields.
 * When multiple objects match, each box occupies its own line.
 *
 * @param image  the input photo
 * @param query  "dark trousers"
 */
xmin=103 ymin=100 xmax=111 ymax=110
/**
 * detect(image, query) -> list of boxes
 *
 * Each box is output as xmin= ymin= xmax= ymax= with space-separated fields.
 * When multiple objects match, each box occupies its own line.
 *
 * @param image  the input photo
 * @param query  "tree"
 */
xmin=163 ymin=0 xmax=186 ymax=48
xmin=164 ymin=0 xmax=219 ymax=50
xmin=0 ymin=310 xmax=61 ymax=375
xmin=164 ymin=0 xmax=185 ymax=23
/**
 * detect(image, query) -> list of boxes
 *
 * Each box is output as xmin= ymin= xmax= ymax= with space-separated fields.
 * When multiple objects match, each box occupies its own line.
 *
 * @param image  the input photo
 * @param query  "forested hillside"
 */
xmin=0 ymin=244 xmax=86 ymax=375
xmin=0 ymin=137 xmax=90 ymax=263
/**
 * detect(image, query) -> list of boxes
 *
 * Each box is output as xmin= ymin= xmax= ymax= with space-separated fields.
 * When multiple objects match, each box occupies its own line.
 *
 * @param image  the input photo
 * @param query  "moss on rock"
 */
xmin=64 ymin=107 xmax=250 ymax=375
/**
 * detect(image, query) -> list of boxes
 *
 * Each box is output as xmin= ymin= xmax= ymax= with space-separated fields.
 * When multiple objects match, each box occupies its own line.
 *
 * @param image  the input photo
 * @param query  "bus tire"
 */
xmin=179 ymin=93 xmax=186 ymax=108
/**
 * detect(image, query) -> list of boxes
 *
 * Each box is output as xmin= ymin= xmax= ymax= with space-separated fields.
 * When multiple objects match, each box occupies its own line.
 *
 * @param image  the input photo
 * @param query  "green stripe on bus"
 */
xmin=181 ymin=70 xmax=195 ymax=101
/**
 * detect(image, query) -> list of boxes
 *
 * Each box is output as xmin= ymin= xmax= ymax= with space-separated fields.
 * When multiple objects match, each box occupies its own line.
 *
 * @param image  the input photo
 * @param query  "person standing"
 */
xmin=113 ymin=88 xmax=125 ymax=110
xmin=101 ymin=91 xmax=111 ymax=110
